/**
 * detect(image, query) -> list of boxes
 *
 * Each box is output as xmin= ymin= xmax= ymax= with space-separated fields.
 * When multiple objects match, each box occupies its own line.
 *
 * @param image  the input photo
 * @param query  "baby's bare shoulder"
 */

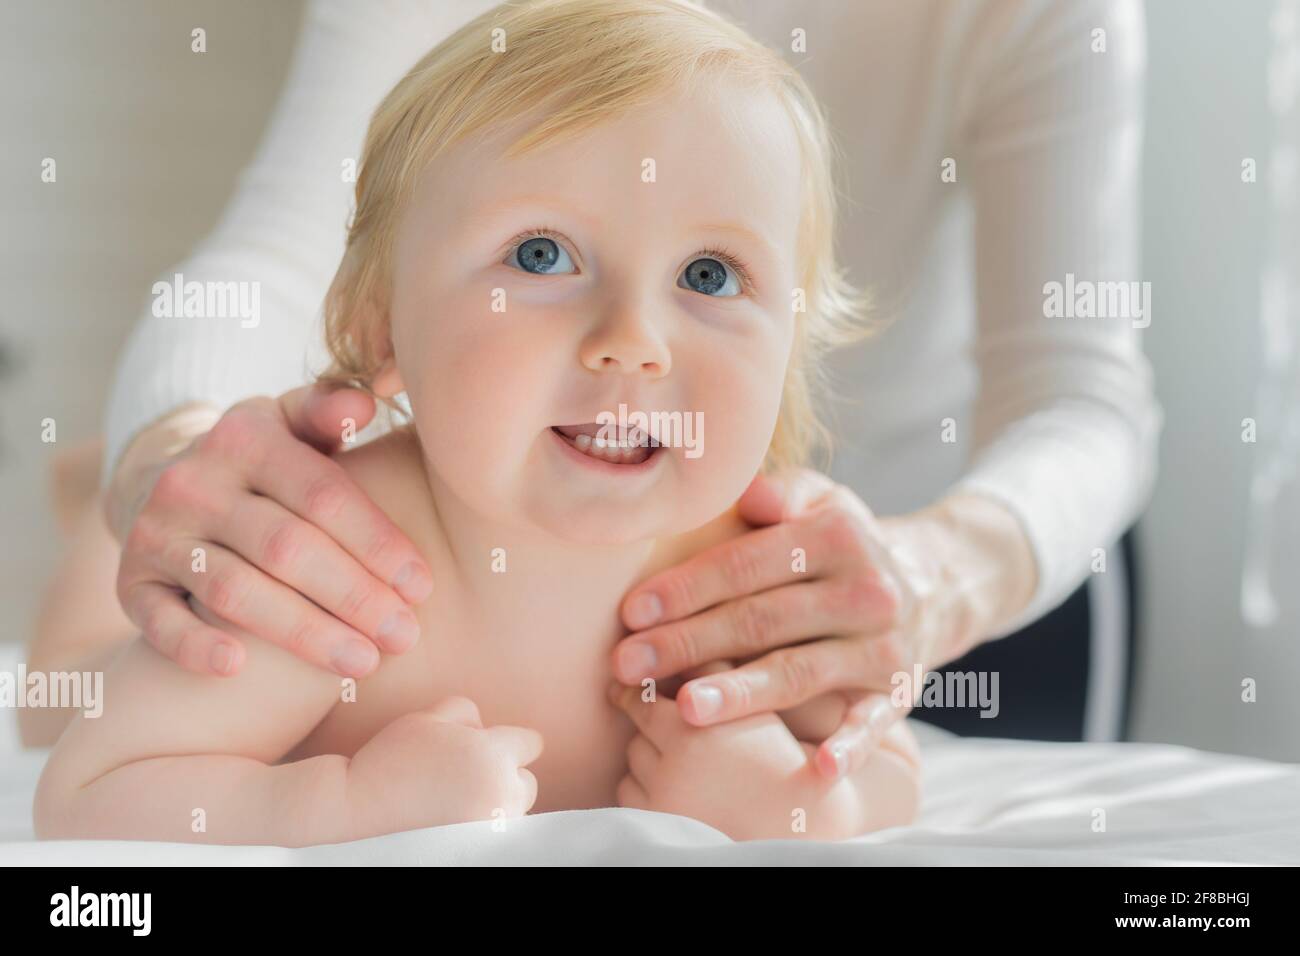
xmin=330 ymin=425 xmax=447 ymax=595
xmin=332 ymin=426 xmax=429 ymax=522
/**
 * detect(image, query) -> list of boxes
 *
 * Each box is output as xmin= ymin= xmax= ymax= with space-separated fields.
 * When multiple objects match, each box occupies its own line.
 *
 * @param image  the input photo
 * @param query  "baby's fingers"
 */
xmin=122 ymin=581 xmax=246 ymax=676
xmin=488 ymin=727 xmax=542 ymax=816
xmin=615 ymin=774 xmax=652 ymax=810
xmin=816 ymin=691 xmax=908 ymax=780
xmin=608 ymin=681 xmax=683 ymax=749
xmin=516 ymin=768 xmax=539 ymax=814
xmin=489 ymin=725 xmax=545 ymax=766
xmin=424 ymin=696 xmax=483 ymax=728
xmin=627 ymin=732 xmax=660 ymax=780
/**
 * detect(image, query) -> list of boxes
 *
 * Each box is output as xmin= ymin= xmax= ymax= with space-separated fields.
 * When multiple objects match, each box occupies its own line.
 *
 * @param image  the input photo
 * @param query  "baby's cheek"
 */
xmin=407 ymin=342 xmax=539 ymax=506
xmin=691 ymin=365 xmax=784 ymax=490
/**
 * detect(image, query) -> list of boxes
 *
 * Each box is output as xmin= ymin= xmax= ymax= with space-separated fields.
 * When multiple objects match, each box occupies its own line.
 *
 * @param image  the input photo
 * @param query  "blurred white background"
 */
xmin=0 ymin=0 xmax=1296 ymax=759
xmin=1137 ymin=0 xmax=1300 ymax=759
xmin=0 ymin=0 xmax=304 ymax=646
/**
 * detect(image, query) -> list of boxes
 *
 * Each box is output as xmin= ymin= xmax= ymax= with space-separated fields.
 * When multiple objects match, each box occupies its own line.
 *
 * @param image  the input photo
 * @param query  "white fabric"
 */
xmin=1 ymin=635 xmax=1294 ymax=866
xmin=4 ymin=717 xmax=1298 ymax=865
xmin=102 ymin=0 xmax=1162 ymax=637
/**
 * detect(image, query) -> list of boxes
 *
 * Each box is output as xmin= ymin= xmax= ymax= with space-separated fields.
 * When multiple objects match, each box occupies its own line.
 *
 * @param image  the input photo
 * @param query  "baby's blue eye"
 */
xmin=680 ymin=257 xmax=741 ymax=297
xmin=511 ymin=236 xmax=575 ymax=275
xmin=506 ymin=233 xmax=744 ymax=296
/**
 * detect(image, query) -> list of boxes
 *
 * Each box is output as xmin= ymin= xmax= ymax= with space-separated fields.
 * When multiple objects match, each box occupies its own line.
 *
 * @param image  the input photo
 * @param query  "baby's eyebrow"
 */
xmin=692 ymin=222 xmax=780 ymax=263
xmin=464 ymin=195 xmax=601 ymax=234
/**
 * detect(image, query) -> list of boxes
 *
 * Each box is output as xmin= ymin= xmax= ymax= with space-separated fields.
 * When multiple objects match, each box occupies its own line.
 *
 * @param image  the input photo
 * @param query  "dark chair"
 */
xmin=910 ymin=528 xmax=1140 ymax=742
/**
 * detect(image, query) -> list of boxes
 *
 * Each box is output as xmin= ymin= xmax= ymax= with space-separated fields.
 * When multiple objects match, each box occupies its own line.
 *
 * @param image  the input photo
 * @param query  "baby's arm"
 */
xmin=33 ymin=608 xmax=356 ymax=846
xmin=34 ymin=604 xmax=542 ymax=846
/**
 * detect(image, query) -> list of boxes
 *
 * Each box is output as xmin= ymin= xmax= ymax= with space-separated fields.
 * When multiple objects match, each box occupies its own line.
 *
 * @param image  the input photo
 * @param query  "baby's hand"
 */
xmin=345 ymin=696 xmax=543 ymax=839
xmin=608 ymin=678 xmax=866 ymax=841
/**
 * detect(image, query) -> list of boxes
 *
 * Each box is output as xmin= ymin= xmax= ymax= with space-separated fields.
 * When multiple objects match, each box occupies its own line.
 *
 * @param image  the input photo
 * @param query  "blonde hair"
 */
xmin=321 ymin=0 xmax=873 ymax=472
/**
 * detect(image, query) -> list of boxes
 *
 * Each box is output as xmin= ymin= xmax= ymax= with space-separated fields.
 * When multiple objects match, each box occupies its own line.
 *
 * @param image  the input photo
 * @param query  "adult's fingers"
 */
xmin=677 ymin=659 xmax=736 ymax=681
xmin=220 ymin=492 xmax=420 ymax=653
xmin=815 ymin=692 xmax=910 ymax=780
xmin=120 ymin=581 xmax=247 ymax=676
xmin=674 ymin=636 xmax=873 ymax=726
xmin=169 ymin=539 xmax=381 ymax=677
xmin=612 ymin=580 xmax=882 ymax=684
xmin=734 ymin=468 xmax=837 ymax=527
xmin=277 ymin=384 xmax=378 ymax=454
xmin=619 ymin=517 xmax=832 ymax=632
xmin=245 ymin=432 xmax=433 ymax=606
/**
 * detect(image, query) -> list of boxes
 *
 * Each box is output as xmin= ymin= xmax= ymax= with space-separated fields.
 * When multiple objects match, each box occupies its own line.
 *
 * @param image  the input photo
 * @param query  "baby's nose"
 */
xmin=579 ymin=308 xmax=671 ymax=377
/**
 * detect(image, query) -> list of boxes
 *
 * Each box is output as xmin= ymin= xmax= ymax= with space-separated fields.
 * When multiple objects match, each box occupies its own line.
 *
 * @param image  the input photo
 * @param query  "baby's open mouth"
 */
xmin=551 ymin=423 xmax=661 ymax=465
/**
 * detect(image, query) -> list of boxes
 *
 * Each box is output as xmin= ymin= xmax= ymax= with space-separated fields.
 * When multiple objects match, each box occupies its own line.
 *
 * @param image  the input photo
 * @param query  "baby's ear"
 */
xmin=362 ymin=302 xmax=405 ymax=397
xmin=371 ymin=354 xmax=405 ymax=398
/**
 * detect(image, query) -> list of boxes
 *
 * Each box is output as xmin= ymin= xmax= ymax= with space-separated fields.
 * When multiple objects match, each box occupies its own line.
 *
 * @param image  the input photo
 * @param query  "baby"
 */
xmin=35 ymin=0 xmax=919 ymax=845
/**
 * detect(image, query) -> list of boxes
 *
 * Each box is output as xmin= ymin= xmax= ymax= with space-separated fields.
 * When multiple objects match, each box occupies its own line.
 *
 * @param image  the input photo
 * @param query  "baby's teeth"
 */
xmin=561 ymin=427 xmax=656 ymax=464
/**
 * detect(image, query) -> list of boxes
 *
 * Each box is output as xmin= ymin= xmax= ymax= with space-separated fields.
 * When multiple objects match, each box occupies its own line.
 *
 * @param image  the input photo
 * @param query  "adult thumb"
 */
xmin=277 ymin=383 xmax=377 ymax=453
xmin=736 ymin=468 xmax=835 ymax=526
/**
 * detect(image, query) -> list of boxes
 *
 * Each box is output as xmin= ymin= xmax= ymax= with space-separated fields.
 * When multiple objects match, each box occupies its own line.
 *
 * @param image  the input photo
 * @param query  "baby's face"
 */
xmin=383 ymin=83 xmax=803 ymax=543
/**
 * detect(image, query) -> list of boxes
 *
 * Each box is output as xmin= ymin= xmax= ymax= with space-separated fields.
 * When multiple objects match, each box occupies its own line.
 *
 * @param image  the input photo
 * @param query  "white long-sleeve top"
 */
xmin=103 ymin=0 xmax=1163 ymax=637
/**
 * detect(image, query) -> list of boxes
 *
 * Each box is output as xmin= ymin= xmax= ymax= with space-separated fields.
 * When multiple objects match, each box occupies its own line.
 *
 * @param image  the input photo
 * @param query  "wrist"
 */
xmin=270 ymin=755 xmax=356 ymax=848
xmin=104 ymin=402 xmax=223 ymax=542
xmin=893 ymin=492 xmax=1038 ymax=663
xmin=340 ymin=751 xmax=385 ymax=843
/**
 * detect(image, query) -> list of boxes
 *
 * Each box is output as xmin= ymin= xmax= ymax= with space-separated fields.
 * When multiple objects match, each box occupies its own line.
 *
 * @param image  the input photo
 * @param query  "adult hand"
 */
xmin=109 ymin=386 xmax=433 ymax=678
xmin=610 ymin=470 xmax=1036 ymax=781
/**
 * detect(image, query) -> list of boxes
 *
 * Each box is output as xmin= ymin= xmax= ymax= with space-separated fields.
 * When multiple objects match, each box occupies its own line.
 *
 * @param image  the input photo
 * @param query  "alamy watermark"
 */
xmin=151 ymin=271 xmax=260 ymax=328
xmin=1042 ymin=273 xmax=1151 ymax=328
xmin=0 ymin=666 xmax=103 ymax=718
xmin=891 ymin=664 xmax=999 ymax=718
xmin=595 ymin=403 xmax=704 ymax=458
xmin=50 ymin=886 xmax=150 ymax=936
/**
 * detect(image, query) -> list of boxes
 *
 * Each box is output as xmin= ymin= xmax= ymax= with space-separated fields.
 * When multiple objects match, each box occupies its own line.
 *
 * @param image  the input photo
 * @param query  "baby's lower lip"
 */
xmin=549 ymin=426 xmax=661 ymax=468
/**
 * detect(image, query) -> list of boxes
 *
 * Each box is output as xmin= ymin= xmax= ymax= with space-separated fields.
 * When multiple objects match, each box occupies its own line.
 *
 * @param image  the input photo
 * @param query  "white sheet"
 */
xmin=3 ymin=642 xmax=1298 ymax=865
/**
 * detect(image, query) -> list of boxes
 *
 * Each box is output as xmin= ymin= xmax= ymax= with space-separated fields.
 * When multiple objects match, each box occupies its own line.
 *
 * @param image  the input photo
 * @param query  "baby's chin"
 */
xmin=517 ymin=449 xmax=766 ymax=545
xmin=522 ymin=494 xmax=721 ymax=546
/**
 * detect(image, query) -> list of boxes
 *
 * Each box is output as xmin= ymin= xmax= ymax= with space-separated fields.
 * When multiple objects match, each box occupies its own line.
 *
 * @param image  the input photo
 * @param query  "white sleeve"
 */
xmin=950 ymin=0 xmax=1164 ymax=637
xmin=101 ymin=0 xmax=499 ymax=479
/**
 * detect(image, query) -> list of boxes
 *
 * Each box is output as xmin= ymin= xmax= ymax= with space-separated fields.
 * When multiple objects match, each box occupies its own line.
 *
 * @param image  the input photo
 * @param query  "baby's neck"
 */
xmin=413 ymin=452 xmax=743 ymax=633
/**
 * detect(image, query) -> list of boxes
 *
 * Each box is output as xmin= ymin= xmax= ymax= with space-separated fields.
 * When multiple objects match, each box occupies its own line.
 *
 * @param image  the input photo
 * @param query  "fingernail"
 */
xmin=393 ymin=562 xmax=432 ymax=604
xmin=687 ymin=683 xmax=723 ymax=720
xmin=377 ymin=609 xmax=420 ymax=652
xmin=828 ymin=744 xmax=848 ymax=778
xmin=626 ymin=592 xmax=662 ymax=629
xmin=210 ymin=643 xmax=236 ymax=675
xmin=331 ymin=641 xmax=378 ymax=677
xmin=617 ymin=641 xmax=657 ymax=680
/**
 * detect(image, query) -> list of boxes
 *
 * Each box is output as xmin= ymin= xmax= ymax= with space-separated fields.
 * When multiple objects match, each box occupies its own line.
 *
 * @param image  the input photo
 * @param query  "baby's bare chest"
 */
xmin=291 ymin=598 xmax=636 ymax=811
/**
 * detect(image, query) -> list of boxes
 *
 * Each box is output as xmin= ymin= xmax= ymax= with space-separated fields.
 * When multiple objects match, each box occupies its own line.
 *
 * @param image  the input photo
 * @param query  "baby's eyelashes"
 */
xmin=507 ymin=232 xmax=576 ymax=275
xmin=502 ymin=229 xmax=750 ymax=299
